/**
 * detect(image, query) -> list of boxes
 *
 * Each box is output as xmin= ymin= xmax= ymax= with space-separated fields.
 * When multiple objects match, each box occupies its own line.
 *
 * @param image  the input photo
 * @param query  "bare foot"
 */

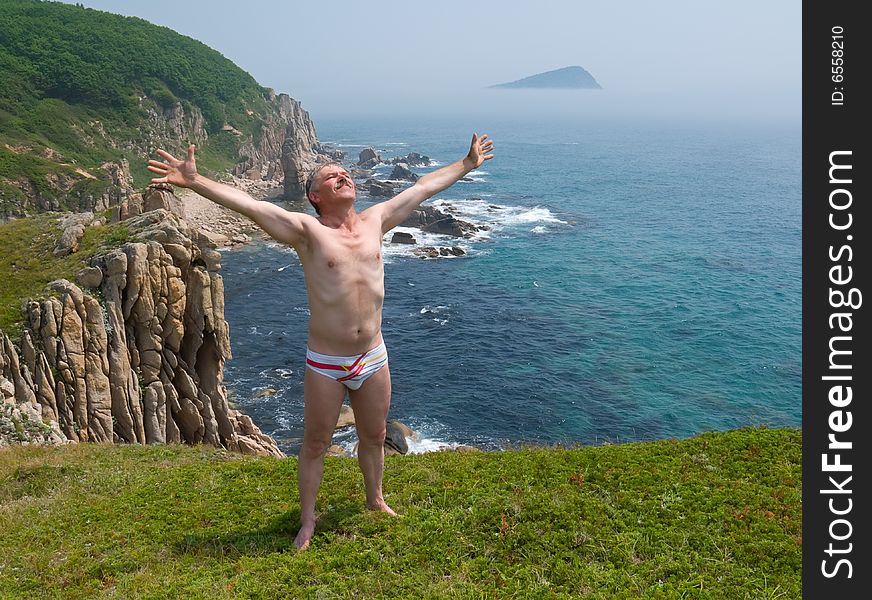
xmin=294 ymin=521 xmax=316 ymax=551
xmin=366 ymin=498 xmax=399 ymax=516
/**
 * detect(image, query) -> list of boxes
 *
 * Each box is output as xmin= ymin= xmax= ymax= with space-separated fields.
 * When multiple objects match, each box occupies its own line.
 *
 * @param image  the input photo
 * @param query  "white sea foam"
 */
xmin=420 ymin=305 xmax=449 ymax=314
xmin=265 ymin=241 xmax=298 ymax=255
xmin=432 ymin=198 xmax=567 ymax=230
xmin=335 ymin=434 xmax=464 ymax=456
xmin=381 ymin=227 xmax=469 ymax=261
xmin=530 ymin=225 xmax=548 ymax=234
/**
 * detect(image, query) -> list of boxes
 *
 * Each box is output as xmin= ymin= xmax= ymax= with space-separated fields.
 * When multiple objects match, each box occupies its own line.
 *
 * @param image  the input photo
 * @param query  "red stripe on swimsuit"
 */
xmin=306 ymin=351 xmax=367 ymax=372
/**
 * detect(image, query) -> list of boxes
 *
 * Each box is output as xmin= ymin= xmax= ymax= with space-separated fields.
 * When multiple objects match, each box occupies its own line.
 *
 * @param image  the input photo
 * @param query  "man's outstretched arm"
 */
xmin=373 ymin=133 xmax=494 ymax=233
xmin=147 ymin=145 xmax=310 ymax=247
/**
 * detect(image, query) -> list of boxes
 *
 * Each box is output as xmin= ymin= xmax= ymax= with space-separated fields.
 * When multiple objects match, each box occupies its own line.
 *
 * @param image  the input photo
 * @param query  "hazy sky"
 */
xmin=62 ymin=0 xmax=800 ymax=122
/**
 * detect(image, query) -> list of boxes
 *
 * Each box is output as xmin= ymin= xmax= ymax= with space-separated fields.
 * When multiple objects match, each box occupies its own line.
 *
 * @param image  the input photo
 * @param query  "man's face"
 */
xmin=311 ymin=165 xmax=356 ymax=209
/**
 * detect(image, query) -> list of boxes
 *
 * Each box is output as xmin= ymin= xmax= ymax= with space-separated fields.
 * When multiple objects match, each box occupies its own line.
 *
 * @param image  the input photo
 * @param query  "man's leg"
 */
xmin=348 ymin=365 xmax=397 ymax=515
xmin=295 ymin=367 xmax=346 ymax=550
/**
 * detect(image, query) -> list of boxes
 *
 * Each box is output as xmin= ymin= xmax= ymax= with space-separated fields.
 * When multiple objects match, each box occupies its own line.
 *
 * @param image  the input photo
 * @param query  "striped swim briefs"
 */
xmin=305 ymin=343 xmax=388 ymax=390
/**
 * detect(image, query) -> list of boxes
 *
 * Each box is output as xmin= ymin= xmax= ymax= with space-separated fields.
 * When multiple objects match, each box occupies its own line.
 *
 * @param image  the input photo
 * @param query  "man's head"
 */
xmin=306 ymin=162 xmax=355 ymax=216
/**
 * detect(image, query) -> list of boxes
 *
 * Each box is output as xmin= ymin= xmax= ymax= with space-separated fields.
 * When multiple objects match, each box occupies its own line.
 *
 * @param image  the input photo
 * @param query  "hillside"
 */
xmin=490 ymin=66 xmax=602 ymax=89
xmin=0 ymin=0 xmax=324 ymax=220
xmin=0 ymin=427 xmax=801 ymax=598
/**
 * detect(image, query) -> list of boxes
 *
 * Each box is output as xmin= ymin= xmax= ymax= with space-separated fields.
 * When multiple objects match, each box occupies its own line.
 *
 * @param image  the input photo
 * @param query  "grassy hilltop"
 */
xmin=0 ymin=427 xmax=801 ymax=598
xmin=0 ymin=0 xmax=277 ymax=212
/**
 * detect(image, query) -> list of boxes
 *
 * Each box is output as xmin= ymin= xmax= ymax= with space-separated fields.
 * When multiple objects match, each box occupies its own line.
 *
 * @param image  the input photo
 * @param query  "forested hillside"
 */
xmin=0 ymin=0 xmax=306 ymax=218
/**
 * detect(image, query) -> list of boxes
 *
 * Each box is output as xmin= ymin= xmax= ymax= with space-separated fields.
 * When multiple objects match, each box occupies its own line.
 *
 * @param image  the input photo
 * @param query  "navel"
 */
xmin=328 ymin=260 xmax=335 ymax=268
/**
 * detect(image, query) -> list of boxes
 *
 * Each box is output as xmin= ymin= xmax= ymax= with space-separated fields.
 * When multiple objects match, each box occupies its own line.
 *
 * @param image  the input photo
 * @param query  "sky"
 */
xmin=61 ymin=0 xmax=801 ymax=123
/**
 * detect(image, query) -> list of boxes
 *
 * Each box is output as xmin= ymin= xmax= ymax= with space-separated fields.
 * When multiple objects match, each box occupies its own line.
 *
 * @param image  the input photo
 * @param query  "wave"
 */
xmin=432 ymin=197 xmax=568 ymax=228
xmin=420 ymin=305 xmax=449 ymax=314
xmin=333 ymin=429 xmax=468 ymax=456
xmin=378 ymin=198 xmax=570 ymax=261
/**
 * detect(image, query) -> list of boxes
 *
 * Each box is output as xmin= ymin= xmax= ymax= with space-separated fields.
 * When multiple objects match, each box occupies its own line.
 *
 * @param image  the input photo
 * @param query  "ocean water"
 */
xmin=221 ymin=116 xmax=801 ymax=455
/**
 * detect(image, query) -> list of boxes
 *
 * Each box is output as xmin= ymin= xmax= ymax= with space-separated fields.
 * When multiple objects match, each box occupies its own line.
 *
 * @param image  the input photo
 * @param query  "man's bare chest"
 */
xmin=304 ymin=228 xmax=383 ymax=275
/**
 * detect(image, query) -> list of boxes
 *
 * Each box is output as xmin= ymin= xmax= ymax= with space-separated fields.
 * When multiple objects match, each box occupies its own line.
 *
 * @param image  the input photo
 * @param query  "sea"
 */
xmin=220 ymin=115 xmax=801 ymax=456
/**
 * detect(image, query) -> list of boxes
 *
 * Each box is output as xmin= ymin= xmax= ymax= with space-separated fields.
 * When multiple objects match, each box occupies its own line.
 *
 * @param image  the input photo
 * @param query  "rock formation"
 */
xmin=356 ymin=148 xmax=382 ymax=169
xmin=272 ymin=92 xmax=331 ymax=200
xmin=0 ymin=196 xmax=283 ymax=456
xmin=2 ymin=92 xmax=327 ymax=222
xmin=389 ymin=152 xmax=430 ymax=167
xmin=400 ymin=205 xmax=485 ymax=238
xmin=364 ymin=179 xmax=398 ymax=198
xmin=388 ymin=163 xmax=419 ymax=182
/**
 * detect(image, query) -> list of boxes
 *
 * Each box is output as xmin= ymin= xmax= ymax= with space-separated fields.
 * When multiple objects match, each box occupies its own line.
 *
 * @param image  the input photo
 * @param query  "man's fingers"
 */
xmin=155 ymin=149 xmax=179 ymax=163
xmin=479 ymin=134 xmax=488 ymax=142
xmin=147 ymin=160 xmax=169 ymax=169
xmin=187 ymin=144 xmax=196 ymax=161
xmin=146 ymin=165 xmax=167 ymax=174
xmin=150 ymin=176 xmax=168 ymax=184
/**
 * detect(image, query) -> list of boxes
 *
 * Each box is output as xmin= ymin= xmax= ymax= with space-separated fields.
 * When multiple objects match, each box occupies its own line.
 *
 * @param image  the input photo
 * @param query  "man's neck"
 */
xmin=318 ymin=203 xmax=359 ymax=230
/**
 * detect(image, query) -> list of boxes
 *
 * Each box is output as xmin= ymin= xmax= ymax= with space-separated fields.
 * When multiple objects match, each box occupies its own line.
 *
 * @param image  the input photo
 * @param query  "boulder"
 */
xmin=390 ymin=232 xmax=416 ymax=244
xmin=356 ymin=147 xmax=382 ymax=169
xmin=390 ymin=152 xmax=430 ymax=167
xmin=400 ymin=205 xmax=481 ymax=238
xmin=365 ymin=179 xmax=397 ymax=198
xmin=388 ymin=163 xmax=418 ymax=182
xmin=326 ymin=444 xmax=348 ymax=457
xmin=76 ymin=267 xmax=103 ymax=288
xmin=143 ymin=184 xmax=185 ymax=218
xmin=385 ymin=420 xmax=410 ymax=455
xmin=335 ymin=403 xmax=355 ymax=429
xmin=53 ymin=212 xmax=95 ymax=256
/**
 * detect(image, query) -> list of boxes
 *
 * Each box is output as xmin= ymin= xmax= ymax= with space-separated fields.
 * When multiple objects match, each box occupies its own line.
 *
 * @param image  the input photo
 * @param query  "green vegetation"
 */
xmin=0 ymin=0 xmax=276 ymax=196
xmin=0 ymin=213 xmax=129 ymax=340
xmin=0 ymin=427 xmax=801 ymax=598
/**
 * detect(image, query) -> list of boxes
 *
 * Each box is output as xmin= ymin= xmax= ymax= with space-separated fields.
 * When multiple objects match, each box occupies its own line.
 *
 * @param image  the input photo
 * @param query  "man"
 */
xmin=148 ymin=132 xmax=494 ymax=550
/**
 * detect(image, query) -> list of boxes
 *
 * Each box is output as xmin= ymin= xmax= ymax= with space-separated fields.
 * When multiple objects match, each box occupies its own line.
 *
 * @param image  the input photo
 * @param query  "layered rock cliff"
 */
xmin=0 ymin=191 xmax=283 ymax=456
xmin=1 ymin=92 xmax=327 ymax=222
xmin=234 ymin=89 xmax=326 ymax=200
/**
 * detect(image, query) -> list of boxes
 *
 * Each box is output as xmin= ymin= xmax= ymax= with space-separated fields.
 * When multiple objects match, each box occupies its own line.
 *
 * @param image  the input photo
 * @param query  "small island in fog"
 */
xmin=489 ymin=66 xmax=602 ymax=89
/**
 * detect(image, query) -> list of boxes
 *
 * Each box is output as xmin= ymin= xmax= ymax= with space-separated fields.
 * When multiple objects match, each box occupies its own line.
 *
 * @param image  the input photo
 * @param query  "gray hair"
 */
xmin=305 ymin=161 xmax=344 ymax=215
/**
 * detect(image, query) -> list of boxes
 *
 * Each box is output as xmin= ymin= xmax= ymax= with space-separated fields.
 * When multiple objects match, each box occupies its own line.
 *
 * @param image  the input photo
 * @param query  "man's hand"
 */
xmin=462 ymin=133 xmax=495 ymax=170
xmin=372 ymin=131 xmax=495 ymax=233
xmin=147 ymin=144 xmax=199 ymax=188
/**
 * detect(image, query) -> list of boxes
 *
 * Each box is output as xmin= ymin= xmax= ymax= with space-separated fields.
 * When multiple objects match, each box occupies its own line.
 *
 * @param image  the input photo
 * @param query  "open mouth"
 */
xmin=335 ymin=179 xmax=349 ymax=191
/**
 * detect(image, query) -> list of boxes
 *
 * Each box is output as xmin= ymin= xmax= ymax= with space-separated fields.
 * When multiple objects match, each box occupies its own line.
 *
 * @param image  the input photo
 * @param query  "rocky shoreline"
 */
xmin=175 ymin=177 xmax=282 ymax=248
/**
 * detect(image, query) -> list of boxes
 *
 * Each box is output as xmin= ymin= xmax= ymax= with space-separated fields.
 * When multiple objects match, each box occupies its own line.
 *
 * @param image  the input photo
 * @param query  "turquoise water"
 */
xmin=221 ymin=116 xmax=801 ymax=454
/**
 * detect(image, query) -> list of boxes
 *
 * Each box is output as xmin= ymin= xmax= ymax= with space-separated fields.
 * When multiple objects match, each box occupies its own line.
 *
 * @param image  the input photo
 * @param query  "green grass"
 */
xmin=0 ymin=213 xmax=129 ymax=340
xmin=0 ymin=427 xmax=801 ymax=598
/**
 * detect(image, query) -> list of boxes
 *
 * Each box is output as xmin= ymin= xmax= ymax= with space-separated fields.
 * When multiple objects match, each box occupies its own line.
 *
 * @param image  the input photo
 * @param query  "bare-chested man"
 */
xmin=148 ymin=132 xmax=494 ymax=550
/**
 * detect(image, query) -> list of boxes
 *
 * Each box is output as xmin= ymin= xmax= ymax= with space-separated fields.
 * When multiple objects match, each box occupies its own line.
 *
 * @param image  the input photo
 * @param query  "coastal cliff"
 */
xmin=0 ymin=190 xmax=282 ymax=456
